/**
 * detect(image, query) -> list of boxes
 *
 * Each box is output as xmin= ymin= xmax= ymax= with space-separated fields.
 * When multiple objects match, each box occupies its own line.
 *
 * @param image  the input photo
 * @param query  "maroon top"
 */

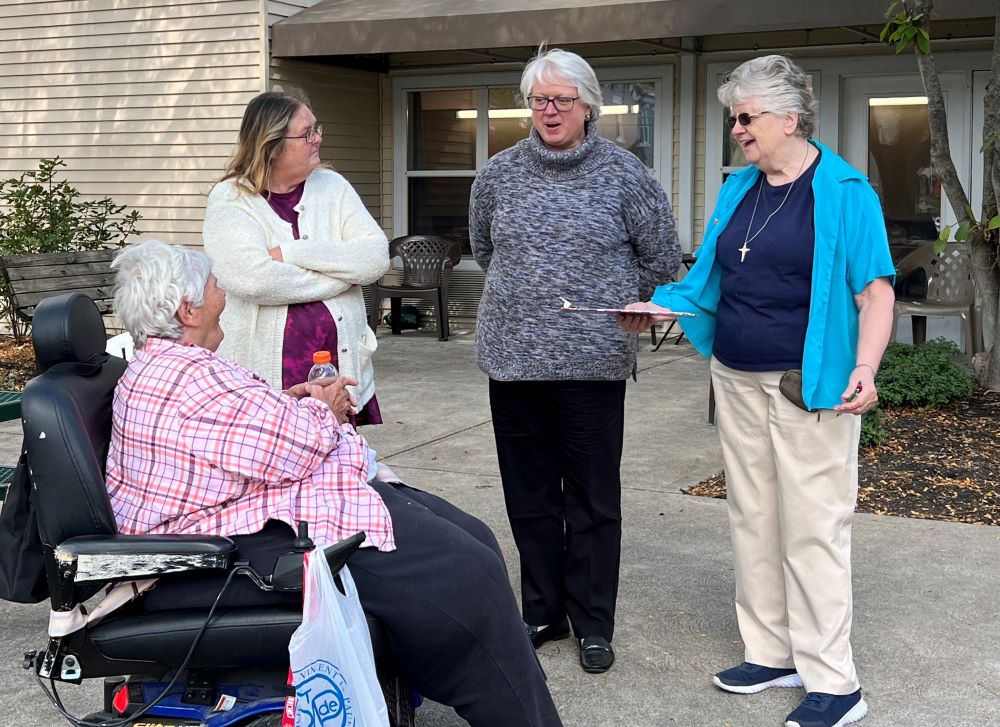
xmin=264 ymin=183 xmax=382 ymax=426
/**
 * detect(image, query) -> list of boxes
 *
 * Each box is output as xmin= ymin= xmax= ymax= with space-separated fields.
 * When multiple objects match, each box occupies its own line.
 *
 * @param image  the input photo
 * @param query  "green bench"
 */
xmin=1 ymin=249 xmax=118 ymax=323
xmin=0 ymin=390 xmax=21 ymax=500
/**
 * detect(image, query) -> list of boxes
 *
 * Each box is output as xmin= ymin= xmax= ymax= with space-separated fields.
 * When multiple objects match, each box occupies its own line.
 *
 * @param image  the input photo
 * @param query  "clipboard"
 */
xmin=558 ymin=297 xmax=697 ymax=317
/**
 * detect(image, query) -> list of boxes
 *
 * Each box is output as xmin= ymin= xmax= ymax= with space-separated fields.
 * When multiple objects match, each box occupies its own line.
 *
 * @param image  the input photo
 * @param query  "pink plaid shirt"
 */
xmin=106 ymin=337 xmax=395 ymax=551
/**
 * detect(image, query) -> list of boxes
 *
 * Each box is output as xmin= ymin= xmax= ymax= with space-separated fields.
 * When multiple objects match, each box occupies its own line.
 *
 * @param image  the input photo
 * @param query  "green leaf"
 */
xmin=933 ymin=238 xmax=947 ymax=254
xmin=895 ymin=38 xmax=910 ymax=53
xmin=884 ymin=0 xmax=901 ymax=20
xmin=938 ymin=224 xmax=952 ymax=241
xmin=981 ymin=134 xmax=997 ymax=155
xmin=916 ymin=33 xmax=930 ymax=54
xmin=880 ymin=22 xmax=892 ymax=41
xmin=955 ymin=221 xmax=971 ymax=241
xmin=988 ymin=215 xmax=1000 ymax=230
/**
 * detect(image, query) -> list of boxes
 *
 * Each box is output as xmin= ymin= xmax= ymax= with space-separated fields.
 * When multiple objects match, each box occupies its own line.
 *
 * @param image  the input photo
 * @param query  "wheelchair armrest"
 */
xmin=55 ymin=534 xmax=236 ymax=585
xmin=270 ymin=531 xmax=366 ymax=592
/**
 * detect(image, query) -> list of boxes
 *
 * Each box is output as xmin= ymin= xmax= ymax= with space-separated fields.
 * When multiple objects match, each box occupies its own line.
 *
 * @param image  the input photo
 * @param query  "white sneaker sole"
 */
xmin=785 ymin=697 xmax=869 ymax=727
xmin=713 ymin=672 xmax=803 ymax=694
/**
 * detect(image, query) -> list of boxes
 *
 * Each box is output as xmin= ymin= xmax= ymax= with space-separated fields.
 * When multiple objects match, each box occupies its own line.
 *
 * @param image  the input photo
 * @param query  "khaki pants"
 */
xmin=711 ymin=357 xmax=862 ymax=695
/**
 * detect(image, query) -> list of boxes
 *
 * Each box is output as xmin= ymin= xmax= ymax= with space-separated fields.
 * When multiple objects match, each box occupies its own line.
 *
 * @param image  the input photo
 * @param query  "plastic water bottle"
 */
xmin=306 ymin=350 xmax=338 ymax=382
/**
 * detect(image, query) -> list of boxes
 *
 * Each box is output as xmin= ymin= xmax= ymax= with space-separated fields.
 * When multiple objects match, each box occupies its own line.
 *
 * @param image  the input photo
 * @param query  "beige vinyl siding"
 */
xmin=269 ymin=58 xmax=382 ymax=219
xmin=0 ymin=0 xmax=265 ymax=248
xmin=380 ymin=75 xmax=394 ymax=238
xmin=693 ymin=60 xmax=709 ymax=245
xmin=672 ymin=67 xmax=681 ymax=218
xmin=262 ymin=1 xmax=386 ymax=220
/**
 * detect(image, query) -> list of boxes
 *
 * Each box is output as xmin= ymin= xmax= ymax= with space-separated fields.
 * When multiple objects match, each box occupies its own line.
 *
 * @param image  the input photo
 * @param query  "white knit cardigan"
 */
xmin=202 ymin=169 xmax=389 ymax=406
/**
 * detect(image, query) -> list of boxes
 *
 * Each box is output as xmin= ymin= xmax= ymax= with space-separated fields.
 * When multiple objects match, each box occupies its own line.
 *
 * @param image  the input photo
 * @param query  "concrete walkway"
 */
xmin=0 ymin=331 xmax=997 ymax=726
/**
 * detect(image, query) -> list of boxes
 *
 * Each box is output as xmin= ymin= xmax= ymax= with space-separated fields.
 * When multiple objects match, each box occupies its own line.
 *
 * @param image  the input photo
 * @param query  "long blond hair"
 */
xmin=222 ymin=91 xmax=304 ymax=195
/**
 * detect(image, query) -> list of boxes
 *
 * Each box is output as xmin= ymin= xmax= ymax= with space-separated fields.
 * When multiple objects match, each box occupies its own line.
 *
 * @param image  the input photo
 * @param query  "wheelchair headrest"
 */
xmin=32 ymin=293 xmax=110 ymax=374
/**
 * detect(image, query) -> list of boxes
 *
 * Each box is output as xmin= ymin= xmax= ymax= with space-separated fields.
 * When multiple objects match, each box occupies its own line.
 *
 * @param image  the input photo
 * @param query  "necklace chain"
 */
xmin=738 ymin=147 xmax=811 ymax=263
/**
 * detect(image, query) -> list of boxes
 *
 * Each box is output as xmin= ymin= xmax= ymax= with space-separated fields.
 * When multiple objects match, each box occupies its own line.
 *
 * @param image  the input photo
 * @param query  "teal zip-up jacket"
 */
xmin=652 ymin=140 xmax=895 ymax=410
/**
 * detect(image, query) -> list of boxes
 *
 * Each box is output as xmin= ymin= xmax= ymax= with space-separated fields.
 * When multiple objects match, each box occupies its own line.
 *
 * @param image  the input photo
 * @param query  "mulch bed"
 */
xmin=685 ymin=388 xmax=1000 ymax=526
xmin=0 ymin=336 xmax=35 ymax=392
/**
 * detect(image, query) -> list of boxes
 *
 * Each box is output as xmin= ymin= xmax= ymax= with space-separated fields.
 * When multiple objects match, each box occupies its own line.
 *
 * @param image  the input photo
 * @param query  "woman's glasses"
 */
xmin=726 ymin=111 xmax=771 ymax=129
xmin=527 ymin=95 xmax=580 ymax=112
xmin=286 ymin=125 xmax=323 ymax=143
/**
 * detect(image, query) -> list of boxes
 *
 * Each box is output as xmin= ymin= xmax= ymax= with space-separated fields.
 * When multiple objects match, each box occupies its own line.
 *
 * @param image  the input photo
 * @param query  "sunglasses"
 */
xmin=726 ymin=111 xmax=771 ymax=129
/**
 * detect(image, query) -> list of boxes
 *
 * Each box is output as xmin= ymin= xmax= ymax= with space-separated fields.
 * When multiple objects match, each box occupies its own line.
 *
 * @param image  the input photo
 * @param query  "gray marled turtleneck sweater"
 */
xmin=469 ymin=123 xmax=680 ymax=381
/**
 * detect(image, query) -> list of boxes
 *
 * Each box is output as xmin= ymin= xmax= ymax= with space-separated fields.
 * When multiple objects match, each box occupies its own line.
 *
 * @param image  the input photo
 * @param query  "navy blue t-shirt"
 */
xmin=713 ymin=152 xmax=820 ymax=371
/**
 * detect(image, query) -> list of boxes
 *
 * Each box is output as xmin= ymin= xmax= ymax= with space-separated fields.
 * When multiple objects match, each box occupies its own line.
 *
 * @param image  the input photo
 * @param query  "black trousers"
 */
xmin=488 ymin=379 xmax=626 ymax=642
xmin=349 ymin=482 xmax=562 ymax=727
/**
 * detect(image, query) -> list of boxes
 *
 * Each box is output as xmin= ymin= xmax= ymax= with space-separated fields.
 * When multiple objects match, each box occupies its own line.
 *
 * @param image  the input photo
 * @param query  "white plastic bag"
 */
xmin=289 ymin=551 xmax=389 ymax=727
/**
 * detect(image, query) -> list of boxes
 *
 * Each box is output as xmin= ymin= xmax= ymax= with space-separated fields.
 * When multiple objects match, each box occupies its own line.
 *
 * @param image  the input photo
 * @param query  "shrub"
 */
xmin=876 ymin=339 xmax=974 ymax=409
xmin=859 ymin=338 xmax=973 ymax=448
xmin=860 ymin=408 xmax=886 ymax=448
xmin=0 ymin=157 xmax=140 ymax=338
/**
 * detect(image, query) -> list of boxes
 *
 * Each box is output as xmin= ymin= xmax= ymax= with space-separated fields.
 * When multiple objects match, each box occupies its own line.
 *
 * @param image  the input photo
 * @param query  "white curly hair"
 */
xmin=111 ymin=239 xmax=212 ymax=347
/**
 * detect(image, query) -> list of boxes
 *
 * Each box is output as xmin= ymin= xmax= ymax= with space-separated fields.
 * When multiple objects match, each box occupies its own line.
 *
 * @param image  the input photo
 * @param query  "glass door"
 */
xmin=842 ymin=73 xmax=971 ymax=345
xmin=842 ymin=74 xmax=970 ymax=264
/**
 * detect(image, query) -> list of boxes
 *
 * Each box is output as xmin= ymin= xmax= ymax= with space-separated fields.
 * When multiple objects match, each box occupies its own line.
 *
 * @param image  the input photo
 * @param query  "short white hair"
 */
xmin=520 ymin=46 xmax=603 ymax=121
xmin=717 ymin=55 xmax=817 ymax=138
xmin=112 ymin=239 xmax=212 ymax=347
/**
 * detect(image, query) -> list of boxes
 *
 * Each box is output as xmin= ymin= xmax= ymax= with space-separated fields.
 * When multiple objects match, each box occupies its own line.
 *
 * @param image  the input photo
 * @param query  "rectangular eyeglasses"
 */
xmin=725 ymin=112 xmax=770 ymax=129
xmin=527 ymin=96 xmax=580 ymax=112
xmin=286 ymin=125 xmax=323 ymax=143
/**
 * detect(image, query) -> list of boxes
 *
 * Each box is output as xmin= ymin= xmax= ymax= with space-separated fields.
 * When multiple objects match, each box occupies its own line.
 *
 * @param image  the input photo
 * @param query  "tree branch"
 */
xmin=912 ymin=0 xmax=972 ymax=220
xmin=986 ymin=2 xmax=1000 ymax=220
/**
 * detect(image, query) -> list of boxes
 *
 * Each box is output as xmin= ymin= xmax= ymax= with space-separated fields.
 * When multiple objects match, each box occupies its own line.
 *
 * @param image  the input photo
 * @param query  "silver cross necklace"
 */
xmin=738 ymin=146 xmax=811 ymax=263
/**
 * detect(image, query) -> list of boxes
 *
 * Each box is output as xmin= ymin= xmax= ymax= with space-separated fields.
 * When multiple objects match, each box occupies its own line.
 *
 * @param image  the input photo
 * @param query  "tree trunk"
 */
xmin=912 ymin=0 xmax=1000 ymax=389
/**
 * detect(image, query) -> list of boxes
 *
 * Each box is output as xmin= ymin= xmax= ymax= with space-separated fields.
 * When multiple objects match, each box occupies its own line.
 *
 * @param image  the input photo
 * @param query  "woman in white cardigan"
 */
xmin=203 ymin=92 xmax=389 ymax=423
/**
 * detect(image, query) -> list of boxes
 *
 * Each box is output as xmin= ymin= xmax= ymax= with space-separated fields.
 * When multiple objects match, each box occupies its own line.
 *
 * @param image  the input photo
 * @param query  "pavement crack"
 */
xmin=378 ymin=463 xmax=503 ymax=479
xmin=636 ymin=350 xmax=701 ymax=373
xmin=377 ymin=419 xmax=494 ymax=460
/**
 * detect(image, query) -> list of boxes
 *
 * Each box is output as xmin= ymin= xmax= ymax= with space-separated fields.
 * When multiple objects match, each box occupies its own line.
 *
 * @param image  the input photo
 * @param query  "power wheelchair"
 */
xmin=15 ymin=292 xmax=415 ymax=727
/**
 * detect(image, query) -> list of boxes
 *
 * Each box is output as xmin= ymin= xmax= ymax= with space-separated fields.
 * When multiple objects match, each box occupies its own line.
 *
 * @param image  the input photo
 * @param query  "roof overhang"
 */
xmin=272 ymin=0 xmax=995 ymax=58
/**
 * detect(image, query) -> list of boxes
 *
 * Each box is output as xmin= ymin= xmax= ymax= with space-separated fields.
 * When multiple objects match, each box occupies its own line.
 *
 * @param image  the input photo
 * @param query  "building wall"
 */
xmin=379 ymin=75 xmax=394 ymax=238
xmin=269 ymin=58 xmax=382 ymax=218
xmin=267 ymin=1 xmax=383 ymax=217
xmin=0 ymin=0 xmax=266 ymax=248
xmin=693 ymin=61 xmax=708 ymax=245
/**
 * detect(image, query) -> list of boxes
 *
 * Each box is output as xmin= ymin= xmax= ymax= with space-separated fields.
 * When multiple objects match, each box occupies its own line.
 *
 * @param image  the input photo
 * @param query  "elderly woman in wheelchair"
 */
xmin=18 ymin=239 xmax=561 ymax=727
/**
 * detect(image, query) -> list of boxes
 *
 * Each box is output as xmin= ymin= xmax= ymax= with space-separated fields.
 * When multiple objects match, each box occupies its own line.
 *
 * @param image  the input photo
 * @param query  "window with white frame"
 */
xmin=399 ymin=70 xmax=671 ymax=256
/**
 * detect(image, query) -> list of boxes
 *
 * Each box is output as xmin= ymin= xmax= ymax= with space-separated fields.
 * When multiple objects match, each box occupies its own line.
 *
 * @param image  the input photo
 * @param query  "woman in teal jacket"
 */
xmin=620 ymin=56 xmax=895 ymax=727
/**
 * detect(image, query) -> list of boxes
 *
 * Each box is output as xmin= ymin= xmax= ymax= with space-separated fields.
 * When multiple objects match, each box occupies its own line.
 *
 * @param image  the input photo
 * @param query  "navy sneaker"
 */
xmin=785 ymin=690 xmax=868 ymax=727
xmin=713 ymin=662 xmax=803 ymax=694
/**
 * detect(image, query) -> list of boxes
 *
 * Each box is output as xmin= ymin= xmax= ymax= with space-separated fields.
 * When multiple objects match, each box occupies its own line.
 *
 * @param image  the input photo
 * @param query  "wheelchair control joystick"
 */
xmin=293 ymin=521 xmax=315 ymax=553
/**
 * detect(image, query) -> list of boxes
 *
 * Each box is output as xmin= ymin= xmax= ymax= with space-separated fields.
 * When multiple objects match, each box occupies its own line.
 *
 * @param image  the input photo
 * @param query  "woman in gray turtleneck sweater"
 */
xmin=469 ymin=47 xmax=680 ymax=675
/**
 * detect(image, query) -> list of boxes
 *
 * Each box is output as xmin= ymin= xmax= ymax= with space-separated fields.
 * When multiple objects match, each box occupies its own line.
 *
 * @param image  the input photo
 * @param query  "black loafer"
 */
xmin=579 ymin=636 xmax=615 ymax=674
xmin=525 ymin=618 xmax=570 ymax=649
